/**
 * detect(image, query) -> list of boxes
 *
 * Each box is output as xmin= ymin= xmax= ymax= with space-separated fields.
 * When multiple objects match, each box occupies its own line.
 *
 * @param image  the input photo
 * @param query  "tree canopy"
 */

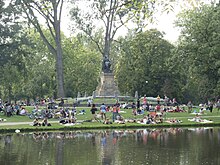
xmin=115 ymin=29 xmax=175 ymax=97
xmin=0 ymin=0 xmax=219 ymax=104
xmin=175 ymin=4 xmax=220 ymax=102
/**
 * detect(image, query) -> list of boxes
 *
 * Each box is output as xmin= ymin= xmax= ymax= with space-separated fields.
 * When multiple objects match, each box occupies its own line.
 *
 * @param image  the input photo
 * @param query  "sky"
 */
xmin=60 ymin=0 xmax=216 ymax=43
xmin=151 ymin=12 xmax=181 ymax=43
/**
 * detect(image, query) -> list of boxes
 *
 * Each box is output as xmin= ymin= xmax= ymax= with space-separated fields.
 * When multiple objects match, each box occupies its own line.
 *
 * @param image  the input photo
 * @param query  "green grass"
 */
xmin=0 ymin=106 xmax=220 ymax=133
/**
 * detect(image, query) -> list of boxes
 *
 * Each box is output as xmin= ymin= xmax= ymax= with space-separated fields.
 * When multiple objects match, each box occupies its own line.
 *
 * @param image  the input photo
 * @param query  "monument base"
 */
xmin=96 ymin=72 xmax=120 ymax=97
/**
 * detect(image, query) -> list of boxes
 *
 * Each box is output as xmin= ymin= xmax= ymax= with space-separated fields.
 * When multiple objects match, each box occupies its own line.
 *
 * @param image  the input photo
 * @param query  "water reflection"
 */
xmin=0 ymin=127 xmax=220 ymax=165
xmin=28 ymin=128 xmax=185 ymax=142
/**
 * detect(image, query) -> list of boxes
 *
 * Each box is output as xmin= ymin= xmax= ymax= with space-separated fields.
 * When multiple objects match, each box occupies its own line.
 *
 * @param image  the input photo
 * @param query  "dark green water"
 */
xmin=0 ymin=127 xmax=220 ymax=165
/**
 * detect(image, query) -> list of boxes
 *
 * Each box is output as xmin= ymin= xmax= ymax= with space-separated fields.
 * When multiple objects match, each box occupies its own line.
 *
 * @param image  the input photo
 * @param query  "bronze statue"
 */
xmin=102 ymin=55 xmax=111 ymax=73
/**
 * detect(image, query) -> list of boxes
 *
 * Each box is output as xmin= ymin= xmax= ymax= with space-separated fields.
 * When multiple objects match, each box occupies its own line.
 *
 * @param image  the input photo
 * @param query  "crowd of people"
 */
xmin=88 ymin=98 xmax=167 ymax=125
xmin=0 ymin=97 xmax=219 ymax=126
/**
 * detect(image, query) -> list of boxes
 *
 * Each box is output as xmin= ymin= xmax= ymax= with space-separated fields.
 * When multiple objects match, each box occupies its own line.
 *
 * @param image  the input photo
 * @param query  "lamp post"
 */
xmin=145 ymin=81 xmax=148 ymax=96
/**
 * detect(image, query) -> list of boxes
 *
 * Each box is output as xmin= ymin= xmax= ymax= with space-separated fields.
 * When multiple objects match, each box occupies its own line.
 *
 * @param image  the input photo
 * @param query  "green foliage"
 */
xmin=0 ymin=0 xmax=219 ymax=104
xmin=62 ymin=36 xmax=101 ymax=97
xmin=0 ymin=0 xmax=23 ymax=66
xmin=115 ymin=29 xmax=175 ymax=97
xmin=0 ymin=0 xmax=29 ymax=101
xmin=17 ymin=0 xmax=66 ymax=97
xmin=175 ymin=4 xmax=220 ymax=102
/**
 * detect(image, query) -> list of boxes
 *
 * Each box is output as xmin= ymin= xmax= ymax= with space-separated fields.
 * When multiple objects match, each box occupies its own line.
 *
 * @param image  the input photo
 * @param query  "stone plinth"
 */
xmin=96 ymin=72 xmax=120 ymax=97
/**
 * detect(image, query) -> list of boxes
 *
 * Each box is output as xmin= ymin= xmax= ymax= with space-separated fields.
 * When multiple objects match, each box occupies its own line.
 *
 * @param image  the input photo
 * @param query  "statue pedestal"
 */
xmin=96 ymin=72 xmax=120 ymax=97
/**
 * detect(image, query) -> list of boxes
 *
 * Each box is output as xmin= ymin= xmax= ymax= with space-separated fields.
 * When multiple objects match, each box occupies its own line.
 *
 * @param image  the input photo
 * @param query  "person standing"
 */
xmin=137 ymin=98 xmax=141 ymax=114
xmin=157 ymin=95 xmax=160 ymax=105
xmin=90 ymin=104 xmax=98 ymax=121
xmin=164 ymin=95 xmax=169 ymax=106
xmin=100 ymin=103 xmax=107 ymax=120
xmin=173 ymin=98 xmax=178 ymax=106
xmin=143 ymin=95 xmax=147 ymax=111
xmin=137 ymin=98 xmax=140 ymax=109
xmin=187 ymin=101 xmax=193 ymax=113
xmin=209 ymin=101 xmax=214 ymax=113
xmin=112 ymin=104 xmax=118 ymax=122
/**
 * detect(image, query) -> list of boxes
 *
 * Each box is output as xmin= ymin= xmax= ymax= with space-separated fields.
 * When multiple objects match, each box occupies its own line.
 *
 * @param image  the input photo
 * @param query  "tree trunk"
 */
xmin=56 ymin=45 xmax=65 ymax=98
xmin=55 ymin=18 xmax=65 ymax=98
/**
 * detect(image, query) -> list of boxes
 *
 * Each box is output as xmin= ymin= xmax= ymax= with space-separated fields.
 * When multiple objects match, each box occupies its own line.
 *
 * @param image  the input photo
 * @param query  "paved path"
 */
xmin=0 ymin=116 xmax=219 ymax=126
xmin=0 ymin=121 xmax=59 ymax=126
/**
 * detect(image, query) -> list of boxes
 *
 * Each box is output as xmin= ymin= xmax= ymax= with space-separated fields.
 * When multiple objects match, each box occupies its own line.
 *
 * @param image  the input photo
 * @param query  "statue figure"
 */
xmin=102 ymin=55 xmax=111 ymax=73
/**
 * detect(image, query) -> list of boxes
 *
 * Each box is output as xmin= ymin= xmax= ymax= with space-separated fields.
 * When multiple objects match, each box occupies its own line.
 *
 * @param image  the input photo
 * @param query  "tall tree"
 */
xmin=175 ymin=4 xmax=220 ymax=102
xmin=0 ymin=0 xmax=27 ymax=101
xmin=21 ymin=29 xmax=56 ymax=100
xmin=69 ymin=0 xmax=204 ymax=72
xmin=69 ymin=0 xmax=155 ymax=72
xmin=115 ymin=29 xmax=174 ymax=97
xmin=62 ymin=35 xmax=101 ymax=97
xmin=17 ymin=0 xmax=65 ymax=98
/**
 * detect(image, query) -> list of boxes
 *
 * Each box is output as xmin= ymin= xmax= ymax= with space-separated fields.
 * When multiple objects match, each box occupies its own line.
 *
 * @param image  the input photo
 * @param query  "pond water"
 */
xmin=0 ymin=127 xmax=220 ymax=165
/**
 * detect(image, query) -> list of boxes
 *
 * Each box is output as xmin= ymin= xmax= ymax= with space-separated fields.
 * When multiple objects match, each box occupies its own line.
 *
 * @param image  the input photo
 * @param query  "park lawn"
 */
xmin=1 ymin=107 xmax=220 ymax=133
xmin=1 ymin=118 xmax=220 ymax=134
xmin=1 ymin=106 xmax=220 ymax=123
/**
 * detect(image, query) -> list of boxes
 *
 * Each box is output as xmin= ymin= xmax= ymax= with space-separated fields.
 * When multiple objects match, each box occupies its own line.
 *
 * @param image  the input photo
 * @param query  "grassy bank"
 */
xmin=1 ymin=121 xmax=220 ymax=134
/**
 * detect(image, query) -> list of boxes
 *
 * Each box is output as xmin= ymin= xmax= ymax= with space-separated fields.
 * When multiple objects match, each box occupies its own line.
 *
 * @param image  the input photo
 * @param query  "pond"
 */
xmin=0 ymin=127 xmax=220 ymax=165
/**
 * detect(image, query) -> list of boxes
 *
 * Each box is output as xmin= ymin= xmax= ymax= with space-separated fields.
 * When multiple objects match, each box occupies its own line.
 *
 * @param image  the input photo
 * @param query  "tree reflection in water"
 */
xmin=30 ymin=128 xmax=185 ymax=142
xmin=0 ymin=127 xmax=220 ymax=165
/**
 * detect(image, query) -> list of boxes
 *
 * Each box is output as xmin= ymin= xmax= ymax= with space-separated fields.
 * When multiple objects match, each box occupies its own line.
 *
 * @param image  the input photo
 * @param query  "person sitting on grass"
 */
xmin=194 ymin=114 xmax=201 ymax=122
xmin=199 ymin=107 xmax=206 ymax=114
xmin=19 ymin=107 xmax=28 ymax=116
xmin=114 ymin=114 xmax=125 ymax=124
xmin=125 ymin=118 xmax=136 ymax=123
xmin=165 ymin=118 xmax=182 ymax=124
xmin=132 ymin=108 xmax=137 ymax=116
xmin=62 ymin=118 xmax=76 ymax=124
xmin=42 ymin=118 xmax=51 ymax=126
xmin=142 ymin=115 xmax=148 ymax=124
xmin=131 ymin=102 xmax=137 ymax=115
xmin=188 ymin=114 xmax=213 ymax=123
xmin=155 ymin=114 xmax=163 ymax=124
xmin=137 ymin=115 xmax=154 ymax=124
xmin=147 ymin=114 xmax=156 ymax=124
xmin=137 ymin=107 xmax=144 ymax=115
xmin=0 ymin=118 xmax=7 ymax=122
xmin=33 ymin=118 xmax=41 ymax=126
xmin=59 ymin=118 xmax=69 ymax=124
xmin=79 ymin=109 xmax=86 ymax=115
xmin=103 ymin=118 xmax=112 ymax=124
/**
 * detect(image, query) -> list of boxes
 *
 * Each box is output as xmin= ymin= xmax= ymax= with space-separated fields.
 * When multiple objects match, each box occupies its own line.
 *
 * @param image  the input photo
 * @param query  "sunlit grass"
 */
xmin=0 ymin=106 xmax=220 ymax=132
